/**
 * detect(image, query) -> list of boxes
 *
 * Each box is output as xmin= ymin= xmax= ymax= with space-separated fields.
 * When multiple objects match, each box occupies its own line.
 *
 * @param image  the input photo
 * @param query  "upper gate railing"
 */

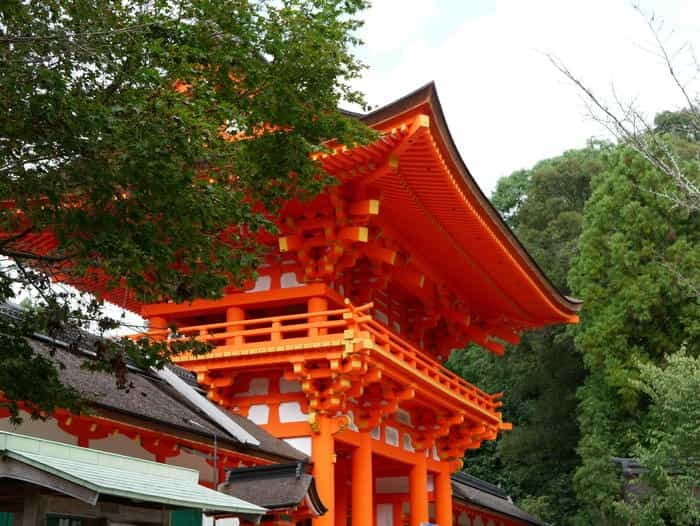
xmin=130 ymin=301 xmax=501 ymax=415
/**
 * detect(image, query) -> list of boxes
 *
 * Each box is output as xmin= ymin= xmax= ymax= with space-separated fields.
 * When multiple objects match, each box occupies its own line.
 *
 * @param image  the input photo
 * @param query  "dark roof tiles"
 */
xmin=221 ymin=463 xmax=326 ymax=514
xmin=28 ymin=337 xmax=306 ymax=462
xmin=452 ymin=472 xmax=546 ymax=526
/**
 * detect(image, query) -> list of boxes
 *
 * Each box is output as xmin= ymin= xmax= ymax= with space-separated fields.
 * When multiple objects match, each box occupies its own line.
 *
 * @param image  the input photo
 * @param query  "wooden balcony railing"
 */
xmin=132 ymin=302 xmax=499 ymax=413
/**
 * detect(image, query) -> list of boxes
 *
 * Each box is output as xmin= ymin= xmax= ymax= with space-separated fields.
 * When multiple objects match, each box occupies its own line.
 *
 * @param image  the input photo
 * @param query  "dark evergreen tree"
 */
xmin=448 ymin=144 xmax=605 ymax=524
xmin=569 ymin=136 xmax=700 ymax=524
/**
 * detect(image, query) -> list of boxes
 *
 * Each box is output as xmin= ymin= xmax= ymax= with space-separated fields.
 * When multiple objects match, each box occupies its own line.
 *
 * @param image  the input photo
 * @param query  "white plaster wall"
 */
xmin=280 ymin=272 xmax=302 ymax=288
xmin=346 ymin=410 xmax=358 ymax=432
xmin=285 ymin=436 xmax=311 ymax=456
xmin=203 ymin=517 xmax=239 ymax=526
xmin=402 ymin=433 xmax=414 ymax=452
xmin=0 ymin=416 xmax=76 ymax=445
xmin=395 ymin=408 xmax=411 ymax=426
xmin=279 ymin=378 xmax=302 ymax=393
xmin=246 ymin=276 xmax=271 ymax=293
xmin=90 ymin=432 xmax=155 ymax=461
xmin=247 ymin=404 xmax=270 ymax=425
xmin=457 ymin=511 xmax=471 ymax=526
xmin=385 ymin=426 xmax=399 ymax=447
xmin=375 ymin=476 xmax=408 ymax=494
xmin=169 ymin=447 xmax=215 ymax=484
xmin=278 ymin=401 xmax=306 ymax=423
xmin=235 ymin=377 xmax=269 ymax=397
xmin=377 ymin=503 xmax=393 ymax=526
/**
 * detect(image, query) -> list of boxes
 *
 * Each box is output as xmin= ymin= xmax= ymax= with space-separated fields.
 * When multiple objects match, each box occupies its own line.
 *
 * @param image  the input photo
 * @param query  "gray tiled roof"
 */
xmin=29 ymin=338 xmax=306 ymax=461
xmin=452 ymin=472 xmax=546 ymax=526
xmin=11 ymin=311 xmax=307 ymax=462
xmin=221 ymin=463 xmax=326 ymax=514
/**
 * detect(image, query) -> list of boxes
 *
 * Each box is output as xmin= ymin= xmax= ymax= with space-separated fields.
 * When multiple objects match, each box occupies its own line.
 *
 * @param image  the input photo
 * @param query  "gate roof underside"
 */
xmin=315 ymin=82 xmax=581 ymax=330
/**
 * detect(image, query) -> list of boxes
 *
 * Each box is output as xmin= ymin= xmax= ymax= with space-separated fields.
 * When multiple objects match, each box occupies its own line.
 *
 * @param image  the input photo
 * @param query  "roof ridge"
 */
xmin=452 ymin=471 xmax=509 ymax=499
xmin=0 ymin=430 xmax=198 ymax=481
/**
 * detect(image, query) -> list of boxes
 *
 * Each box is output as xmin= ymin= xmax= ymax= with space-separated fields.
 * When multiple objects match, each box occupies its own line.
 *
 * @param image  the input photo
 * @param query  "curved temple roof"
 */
xmin=324 ymin=82 xmax=581 ymax=332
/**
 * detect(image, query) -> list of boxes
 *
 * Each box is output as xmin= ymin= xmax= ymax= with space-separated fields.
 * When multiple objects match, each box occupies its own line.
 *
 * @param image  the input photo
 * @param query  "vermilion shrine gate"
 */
xmin=30 ymin=84 xmax=581 ymax=525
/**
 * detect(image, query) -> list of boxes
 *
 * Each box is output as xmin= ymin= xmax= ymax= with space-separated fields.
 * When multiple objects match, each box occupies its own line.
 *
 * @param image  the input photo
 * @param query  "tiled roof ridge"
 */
xmin=225 ymin=461 xmax=309 ymax=481
xmin=1 ymin=302 xmax=199 ymax=386
xmin=2 ymin=302 xmax=307 ymax=461
xmin=452 ymin=471 xmax=509 ymax=499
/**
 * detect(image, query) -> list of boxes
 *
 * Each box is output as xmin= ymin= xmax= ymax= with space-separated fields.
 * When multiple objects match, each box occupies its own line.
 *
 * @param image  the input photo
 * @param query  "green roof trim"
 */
xmin=0 ymin=431 xmax=266 ymax=517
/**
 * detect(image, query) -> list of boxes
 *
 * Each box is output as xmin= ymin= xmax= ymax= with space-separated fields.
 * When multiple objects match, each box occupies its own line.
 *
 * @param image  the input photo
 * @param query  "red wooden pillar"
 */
xmin=409 ymin=451 xmax=428 ymax=526
xmin=392 ymin=498 xmax=404 ymax=526
xmin=312 ymin=414 xmax=335 ymax=526
xmin=335 ymin=458 xmax=349 ymax=526
xmin=434 ymin=463 xmax=452 ymax=526
xmin=351 ymin=433 xmax=373 ymax=525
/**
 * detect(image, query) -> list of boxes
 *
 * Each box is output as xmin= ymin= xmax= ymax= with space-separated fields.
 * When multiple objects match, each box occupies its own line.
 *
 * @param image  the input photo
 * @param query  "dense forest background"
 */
xmin=447 ymin=112 xmax=700 ymax=525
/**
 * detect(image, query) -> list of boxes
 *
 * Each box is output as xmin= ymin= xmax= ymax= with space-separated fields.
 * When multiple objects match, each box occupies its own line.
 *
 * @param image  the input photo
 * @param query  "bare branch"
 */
xmin=548 ymin=46 xmax=700 ymax=213
xmin=0 ymin=248 xmax=76 ymax=263
xmin=0 ymin=227 xmax=34 ymax=247
xmin=550 ymin=5 xmax=700 ymax=298
xmin=634 ymin=4 xmax=698 ymax=118
xmin=0 ymin=23 xmax=159 ymax=46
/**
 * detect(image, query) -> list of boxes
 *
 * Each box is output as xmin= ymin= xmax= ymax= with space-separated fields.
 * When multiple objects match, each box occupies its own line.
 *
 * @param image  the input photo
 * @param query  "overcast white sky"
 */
xmin=351 ymin=0 xmax=700 ymax=195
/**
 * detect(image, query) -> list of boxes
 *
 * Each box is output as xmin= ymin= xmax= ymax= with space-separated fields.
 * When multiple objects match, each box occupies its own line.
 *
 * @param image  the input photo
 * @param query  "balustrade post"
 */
xmin=226 ymin=306 xmax=245 ymax=346
xmin=308 ymin=296 xmax=328 ymax=337
xmin=149 ymin=316 xmax=168 ymax=340
xmin=271 ymin=319 xmax=282 ymax=343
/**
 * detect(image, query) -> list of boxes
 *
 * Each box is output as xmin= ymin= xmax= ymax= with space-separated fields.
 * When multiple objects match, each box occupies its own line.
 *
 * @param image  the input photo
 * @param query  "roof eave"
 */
xmin=358 ymin=82 xmax=582 ymax=319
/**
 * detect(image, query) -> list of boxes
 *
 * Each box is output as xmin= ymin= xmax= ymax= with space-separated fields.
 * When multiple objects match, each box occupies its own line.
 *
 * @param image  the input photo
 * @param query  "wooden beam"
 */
xmin=442 ymin=309 xmax=471 ymax=328
xmin=348 ymin=199 xmax=380 ymax=216
xmin=141 ymin=284 xmax=344 ymax=317
xmin=338 ymin=226 xmax=368 ymax=243
xmin=360 ymin=114 xmax=431 ymax=187
xmin=361 ymin=243 xmax=397 ymax=265
xmin=278 ymin=235 xmax=303 ymax=253
xmin=43 ymin=495 xmax=166 ymax=523
xmin=392 ymin=267 xmax=425 ymax=289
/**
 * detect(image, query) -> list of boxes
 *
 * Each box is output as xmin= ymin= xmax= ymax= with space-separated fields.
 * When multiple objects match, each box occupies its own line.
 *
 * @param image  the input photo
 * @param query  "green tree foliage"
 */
xmin=569 ymin=138 xmax=700 ymax=523
xmin=615 ymin=351 xmax=700 ymax=525
xmin=448 ymin=145 xmax=605 ymax=524
xmin=453 ymin=120 xmax=699 ymax=525
xmin=490 ymin=169 xmax=529 ymax=230
xmin=0 ymin=0 xmax=372 ymax=419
